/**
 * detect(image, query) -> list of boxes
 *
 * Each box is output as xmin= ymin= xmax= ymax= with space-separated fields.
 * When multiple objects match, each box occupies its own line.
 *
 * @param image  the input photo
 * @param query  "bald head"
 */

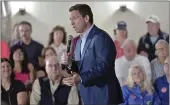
xmin=121 ymin=39 xmax=136 ymax=49
xmin=45 ymin=56 xmax=61 ymax=78
xmin=121 ymin=39 xmax=137 ymax=60
xmin=45 ymin=55 xmax=58 ymax=64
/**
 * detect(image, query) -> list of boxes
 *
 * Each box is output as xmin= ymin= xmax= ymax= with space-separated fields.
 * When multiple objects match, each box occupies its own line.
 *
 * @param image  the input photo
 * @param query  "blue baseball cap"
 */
xmin=115 ymin=21 xmax=127 ymax=30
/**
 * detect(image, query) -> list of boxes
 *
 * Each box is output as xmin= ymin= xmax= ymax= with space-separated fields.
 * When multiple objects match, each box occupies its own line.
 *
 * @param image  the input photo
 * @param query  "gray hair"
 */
xmin=121 ymin=39 xmax=137 ymax=48
xmin=155 ymin=39 xmax=169 ymax=49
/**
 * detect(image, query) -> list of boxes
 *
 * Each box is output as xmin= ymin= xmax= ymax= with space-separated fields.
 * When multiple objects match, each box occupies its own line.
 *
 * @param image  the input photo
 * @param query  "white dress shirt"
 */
xmin=80 ymin=24 xmax=94 ymax=55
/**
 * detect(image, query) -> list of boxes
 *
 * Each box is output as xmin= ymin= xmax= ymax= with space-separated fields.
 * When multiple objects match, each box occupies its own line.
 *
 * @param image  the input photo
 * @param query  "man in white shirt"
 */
xmin=115 ymin=39 xmax=152 ymax=86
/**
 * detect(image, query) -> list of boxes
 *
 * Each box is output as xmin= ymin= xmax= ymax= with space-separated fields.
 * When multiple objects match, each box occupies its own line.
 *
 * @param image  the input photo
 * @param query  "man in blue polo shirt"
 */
xmin=15 ymin=21 xmax=44 ymax=69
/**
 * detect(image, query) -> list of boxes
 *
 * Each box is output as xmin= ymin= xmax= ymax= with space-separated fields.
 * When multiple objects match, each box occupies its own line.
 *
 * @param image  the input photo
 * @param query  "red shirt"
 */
xmin=114 ymin=40 xmax=124 ymax=59
xmin=1 ymin=40 xmax=10 ymax=59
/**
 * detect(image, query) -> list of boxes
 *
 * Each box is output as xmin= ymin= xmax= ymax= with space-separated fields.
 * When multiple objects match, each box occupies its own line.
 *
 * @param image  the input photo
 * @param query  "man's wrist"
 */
xmin=78 ymin=74 xmax=82 ymax=83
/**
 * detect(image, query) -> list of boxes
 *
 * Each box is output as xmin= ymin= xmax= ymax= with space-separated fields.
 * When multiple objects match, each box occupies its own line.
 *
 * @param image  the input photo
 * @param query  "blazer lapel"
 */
xmin=80 ymin=25 xmax=97 ymax=67
xmin=74 ymin=39 xmax=81 ymax=61
xmin=74 ymin=39 xmax=82 ymax=70
xmin=81 ymin=36 xmax=92 ymax=60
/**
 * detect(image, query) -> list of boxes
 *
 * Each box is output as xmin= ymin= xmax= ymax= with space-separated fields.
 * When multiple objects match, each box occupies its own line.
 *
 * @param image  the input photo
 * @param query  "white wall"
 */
xmin=9 ymin=1 xmax=169 ymax=46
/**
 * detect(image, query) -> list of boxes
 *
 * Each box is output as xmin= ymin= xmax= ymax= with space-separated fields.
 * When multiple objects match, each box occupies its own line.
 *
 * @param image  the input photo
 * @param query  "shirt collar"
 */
xmin=51 ymin=43 xmax=65 ymax=48
xmin=80 ymin=24 xmax=94 ymax=40
xmin=49 ymin=78 xmax=61 ymax=86
xmin=20 ymin=39 xmax=33 ymax=45
xmin=162 ymin=75 xmax=168 ymax=83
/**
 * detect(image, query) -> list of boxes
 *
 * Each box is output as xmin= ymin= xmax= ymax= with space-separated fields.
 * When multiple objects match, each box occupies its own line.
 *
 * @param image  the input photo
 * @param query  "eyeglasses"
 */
xmin=156 ymin=48 xmax=166 ymax=51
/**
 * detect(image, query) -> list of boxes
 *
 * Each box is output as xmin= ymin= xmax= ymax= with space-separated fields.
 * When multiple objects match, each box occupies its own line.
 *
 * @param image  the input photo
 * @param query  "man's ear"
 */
xmin=84 ymin=15 xmax=90 ymax=23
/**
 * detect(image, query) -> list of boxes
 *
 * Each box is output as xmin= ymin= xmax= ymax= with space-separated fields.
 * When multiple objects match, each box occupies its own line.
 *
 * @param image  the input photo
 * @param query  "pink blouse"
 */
xmin=14 ymin=72 xmax=30 ymax=85
xmin=114 ymin=40 xmax=124 ymax=59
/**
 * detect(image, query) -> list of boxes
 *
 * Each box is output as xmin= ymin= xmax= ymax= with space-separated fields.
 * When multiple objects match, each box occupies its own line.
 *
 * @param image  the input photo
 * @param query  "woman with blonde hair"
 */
xmin=121 ymin=64 xmax=161 ymax=105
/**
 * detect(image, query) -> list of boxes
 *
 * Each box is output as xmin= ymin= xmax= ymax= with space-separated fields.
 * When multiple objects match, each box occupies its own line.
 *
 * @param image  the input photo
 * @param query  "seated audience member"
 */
xmin=113 ymin=21 xmax=128 ymax=59
xmin=30 ymin=56 xmax=79 ymax=105
xmin=151 ymin=40 xmax=169 ymax=82
xmin=115 ymin=39 xmax=151 ymax=86
xmin=1 ymin=40 xmax=10 ymax=59
xmin=137 ymin=15 xmax=169 ymax=62
xmin=1 ymin=58 xmax=28 ymax=105
xmin=37 ymin=47 xmax=57 ymax=78
xmin=9 ymin=45 xmax=35 ymax=88
xmin=48 ymin=25 xmax=67 ymax=63
xmin=10 ymin=23 xmax=20 ymax=46
xmin=15 ymin=21 xmax=44 ymax=69
xmin=154 ymin=57 xmax=169 ymax=105
xmin=121 ymin=64 xmax=161 ymax=105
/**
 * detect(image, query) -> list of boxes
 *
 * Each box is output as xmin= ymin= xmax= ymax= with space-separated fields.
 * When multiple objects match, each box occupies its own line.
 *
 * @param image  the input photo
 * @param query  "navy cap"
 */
xmin=115 ymin=21 xmax=127 ymax=30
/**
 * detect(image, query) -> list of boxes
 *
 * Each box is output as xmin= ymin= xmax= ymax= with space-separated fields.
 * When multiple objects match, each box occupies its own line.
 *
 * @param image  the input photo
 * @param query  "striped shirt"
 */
xmin=151 ymin=58 xmax=165 ymax=82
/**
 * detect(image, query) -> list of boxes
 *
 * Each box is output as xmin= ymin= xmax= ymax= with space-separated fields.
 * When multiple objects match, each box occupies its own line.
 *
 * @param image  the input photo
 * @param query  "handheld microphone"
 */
xmin=67 ymin=35 xmax=73 ymax=53
xmin=62 ymin=35 xmax=73 ymax=73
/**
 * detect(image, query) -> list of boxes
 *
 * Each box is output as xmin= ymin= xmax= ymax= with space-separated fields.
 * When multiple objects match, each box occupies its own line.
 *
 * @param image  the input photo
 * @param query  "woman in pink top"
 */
xmin=113 ymin=21 xmax=128 ymax=59
xmin=1 ymin=40 xmax=10 ymax=59
xmin=9 ymin=45 xmax=35 ymax=88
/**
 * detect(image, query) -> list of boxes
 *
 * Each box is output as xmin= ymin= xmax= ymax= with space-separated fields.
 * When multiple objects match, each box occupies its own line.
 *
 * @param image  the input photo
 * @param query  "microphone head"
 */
xmin=67 ymin=35 xmax=73 ymax=53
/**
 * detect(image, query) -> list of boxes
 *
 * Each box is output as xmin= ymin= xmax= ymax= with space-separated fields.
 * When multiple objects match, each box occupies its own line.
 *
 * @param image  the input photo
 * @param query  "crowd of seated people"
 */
xmin=0 ymin=14 xmax=169 ymax=105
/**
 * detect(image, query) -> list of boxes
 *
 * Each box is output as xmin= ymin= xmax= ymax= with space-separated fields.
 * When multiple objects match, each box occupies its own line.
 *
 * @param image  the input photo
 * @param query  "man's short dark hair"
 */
xmin=19 ymin=21 xmax=32 ymax=30
xmin=69 ymin=4 xmax=93 ymax=24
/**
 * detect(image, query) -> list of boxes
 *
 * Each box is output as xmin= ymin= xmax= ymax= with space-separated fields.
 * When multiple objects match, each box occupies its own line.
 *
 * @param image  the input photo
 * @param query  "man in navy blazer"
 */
xmin=61 ymin=4 xmax=123 ymax=105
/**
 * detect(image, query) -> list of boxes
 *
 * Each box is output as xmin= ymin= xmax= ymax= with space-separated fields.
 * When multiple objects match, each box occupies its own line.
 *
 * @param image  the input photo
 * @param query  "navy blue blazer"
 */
xmin=74 ymin=25 xmax=123 ymax=105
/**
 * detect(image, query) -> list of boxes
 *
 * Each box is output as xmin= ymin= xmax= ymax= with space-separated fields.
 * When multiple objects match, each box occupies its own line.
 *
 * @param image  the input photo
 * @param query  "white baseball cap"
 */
xmin=146 ymin=15 xmax=160 ymax=23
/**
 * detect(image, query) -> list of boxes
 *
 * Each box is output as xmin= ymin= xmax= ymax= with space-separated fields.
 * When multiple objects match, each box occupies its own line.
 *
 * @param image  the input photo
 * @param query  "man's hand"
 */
xmin=140 ymin=51 xmax=148 ymax=57
xmin=61 ymin=52 xmax=72 ymax=65
xmin=62 ymin=72 xmax=81 ymax=86
xmin=61 ymin=70 xmax=72 ymax=78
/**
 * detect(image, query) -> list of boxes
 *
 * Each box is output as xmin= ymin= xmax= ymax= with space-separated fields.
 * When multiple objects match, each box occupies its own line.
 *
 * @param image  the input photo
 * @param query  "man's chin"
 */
xmin=49 ymin=75 xmax=60 ymax=79
xmin=74 ymin=29 xmax=82 ymax=33
xmin=75 ymin=30 xmax=80 ymax=33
